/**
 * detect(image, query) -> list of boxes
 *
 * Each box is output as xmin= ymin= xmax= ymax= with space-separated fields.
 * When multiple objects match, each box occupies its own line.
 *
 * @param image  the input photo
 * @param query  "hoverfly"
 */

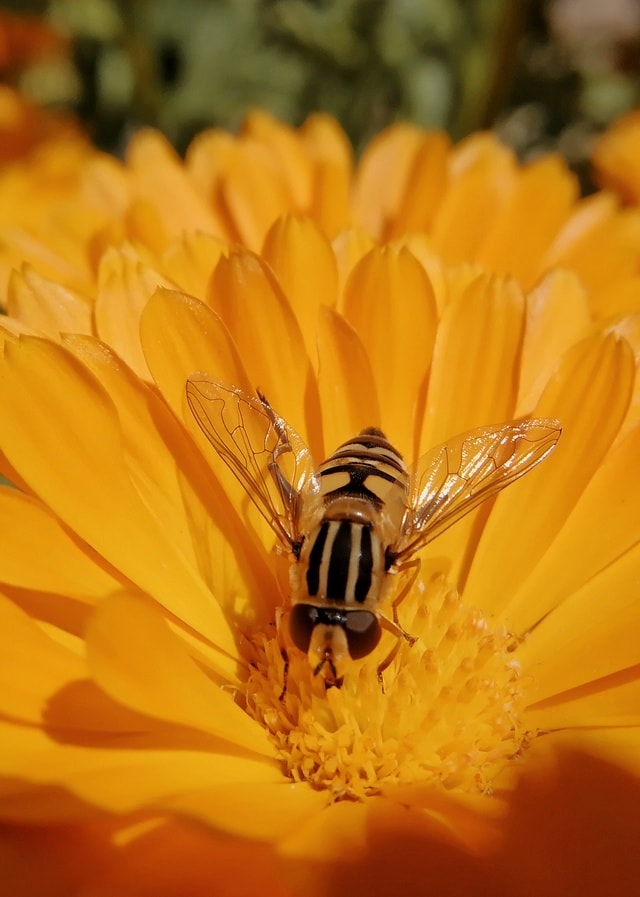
xmin=186 ymin=376 xmax=561 ymax=692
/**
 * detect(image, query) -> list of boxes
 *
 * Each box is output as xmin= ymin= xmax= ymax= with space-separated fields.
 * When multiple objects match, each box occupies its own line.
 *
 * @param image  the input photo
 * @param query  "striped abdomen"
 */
xmin=301 ymin=428 xmax=409 ymax=608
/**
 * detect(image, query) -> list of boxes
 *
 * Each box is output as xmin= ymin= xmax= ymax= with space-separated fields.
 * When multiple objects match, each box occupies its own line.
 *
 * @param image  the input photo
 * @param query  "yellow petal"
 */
xmin=262 ymin=215 xmax=339 ymax=366
xmin=0 ymin=593 xmax=83 ymax=722
xmin=126 ymin=129 xmax=224 ymax=237
xmin=161 ymin=232 xmax=227 ymax=300
xmin=140 ymin=287 xmax=277 ymax=622
xmin=332 ymin=227 xmax=377 ymax=302
xmin=502 ymin=422 xmax=640 ymax=627
xmin=420 ymin=272 xmax=524 ymax=450
xmin=61 ymin=333 xmax=203 ymax=574
xmin=431 ymin=134 xmax=515 ymax=265
xmin=317 ymin=306 xmax=380 ymax=452
xmin=0 ymin=336 xmax=236 ymax=668
xmin=300 ymin=112 xmax=353 ymax=236
xmin=0 ymin=487 xmax=120 ymax=599
xmin=86 ymin=592 xmax=276 ymax=757
xmin=242 ymin=110 xmax=313 ymax=210
xmin=352 ymin=123 xmax=425 ymax=239
xmin=465 ymin=331 xmax=635 ymax=617
xmin=6 ymin=267 xmax=92 ymax=338
xmin=210 ymin=249 xmax=321 ymax=454
xmin=478 ymin=155 xmax=577 ymax=289
xmin=519 ymin=544 xmax=640 ymax=699
xmin=592 ymin=108 xmax=640 ymax=204
xmin=386 ymin=131 xmax=451 ymax=237
xmin=95 ymin=246 xmax=174 ymax=379
xmin=343 ymin=244 xmax=438 ymax=456
xmin=0 ymin=724 xmax=279 ymax=819
xmin=526 ymin=663 xmax=640 ymax=729
xmin=220 ymin=143 xmax=299 ymax=251
xmin=165 ymin=781 xmax=326 ymax=841
xmin=515 ymin=270 xmax=590 ymax=415
xmin=543 ymin=193 xmax=640 ymax=297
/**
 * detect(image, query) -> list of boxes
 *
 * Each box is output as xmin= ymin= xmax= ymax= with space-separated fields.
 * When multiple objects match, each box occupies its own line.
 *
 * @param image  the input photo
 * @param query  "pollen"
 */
xmin=244 ymin=572 xmax=529 ymax=801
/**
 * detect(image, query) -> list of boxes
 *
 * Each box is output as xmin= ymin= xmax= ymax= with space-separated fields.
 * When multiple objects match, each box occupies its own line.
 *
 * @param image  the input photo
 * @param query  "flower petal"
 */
xmin=465 ymin=331 xmax=635 ymax=617
xmin=94 ymin=247 xmax=174 ymax=379
xmin=0 ymin=488 xmax=120 ymax=599
xmin=515 ymin=270 xmax=590 ymax=415
xmin=343 ymin=244 xmax=438 ymax=455
xmin=502 ymin=422 xmax=640 ymax=626
xmin=210 ymin=249 xmax=321 ymax=453
xmin=300 ymin=112 xmax=352 ymax=236
xmin=519 ymin=544 xmax=640 ymax=699
xmin=0 ymin=593 xmax=83 ymax=722
xmin=0 ymin=336 xmax=236 ymax=668
xmin=140 ymin=287 xmax=278 ymax=621
xmin=431 ymin=134 xmax=515 ymax=265
xmin=352 ymin=123 xmax=425 ymax=239
xmin=6 ymin=267 xmax=92 ymax=337
xmin=86 ymin=591 xmax=275 ymax=756
xmin=262 ymin=215 xmax=339 ymax=366
xmin=478 ymin=155 xmax=577 ymax=289
xmin=526 ymin=663 xmax=640 ymax=729
xmin=126 ymin=129 xmax=224 ymax=237
xmin=0 ymin=723 xmax=279 ymax=820
xmin=165 ymin=781 xmax=326 ymax=841
xmin=160 ymin=232 xmax=226 ymax=300
xmin=317 ymin=306 xmax=380 ymax=451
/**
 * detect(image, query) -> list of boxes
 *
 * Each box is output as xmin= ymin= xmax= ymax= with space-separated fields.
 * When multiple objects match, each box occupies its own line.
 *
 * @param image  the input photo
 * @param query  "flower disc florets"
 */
xmin=245 ymin=571 xmax=527 ymax=801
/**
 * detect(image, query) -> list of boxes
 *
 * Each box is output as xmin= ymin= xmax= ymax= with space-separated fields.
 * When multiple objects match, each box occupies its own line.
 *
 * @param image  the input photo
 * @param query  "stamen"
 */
xmin=244 ymin=572 xmax=529 ymax=801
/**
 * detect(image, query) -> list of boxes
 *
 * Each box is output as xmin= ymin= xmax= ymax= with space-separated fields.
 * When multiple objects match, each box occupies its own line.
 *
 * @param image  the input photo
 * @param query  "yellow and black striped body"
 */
xmin=288 ymin=428 xmax=410 ymax=684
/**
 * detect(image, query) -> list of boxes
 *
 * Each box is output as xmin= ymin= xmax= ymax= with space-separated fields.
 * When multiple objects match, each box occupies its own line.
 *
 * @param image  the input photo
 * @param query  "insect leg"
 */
xmin=376 ymin=562 xmax=421 ymax=689
xmin=275 ymin=606 xmax=290 ymax=701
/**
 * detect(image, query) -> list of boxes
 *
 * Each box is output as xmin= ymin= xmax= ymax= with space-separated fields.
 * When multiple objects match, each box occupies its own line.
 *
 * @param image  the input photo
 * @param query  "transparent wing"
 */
xmin=391 ymin=418 xmax=561 ymax=563
xmin=186 ymin=375 xmax=317 ymax=549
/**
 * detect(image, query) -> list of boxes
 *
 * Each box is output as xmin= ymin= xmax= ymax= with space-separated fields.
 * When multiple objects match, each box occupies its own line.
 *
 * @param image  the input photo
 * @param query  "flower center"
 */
xmin=244 ymin=571 xmax=528 ymax=801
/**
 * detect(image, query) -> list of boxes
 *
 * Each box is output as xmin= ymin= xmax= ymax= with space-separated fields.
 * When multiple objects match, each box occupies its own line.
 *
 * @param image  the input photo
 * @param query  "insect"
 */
xmin=186 ymin=376 xmax=561 ymax=692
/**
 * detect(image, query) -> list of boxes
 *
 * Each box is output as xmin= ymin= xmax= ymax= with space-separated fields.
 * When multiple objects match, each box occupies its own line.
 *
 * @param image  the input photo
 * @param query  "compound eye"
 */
xmin=289 ymin=604 xmax=319 ymax=653
xmin=344 ymin=611 xmax=381 ymax=659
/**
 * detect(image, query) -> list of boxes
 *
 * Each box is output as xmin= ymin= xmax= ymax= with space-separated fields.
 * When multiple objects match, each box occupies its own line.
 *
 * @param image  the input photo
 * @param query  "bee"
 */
xmin=186 ymin=376 xmax=561 ymax=692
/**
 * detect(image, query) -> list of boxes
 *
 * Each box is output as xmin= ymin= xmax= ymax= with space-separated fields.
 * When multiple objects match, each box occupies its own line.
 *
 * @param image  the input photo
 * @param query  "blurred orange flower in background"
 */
xmin=1 ymin=101 xmax=640 ymax=896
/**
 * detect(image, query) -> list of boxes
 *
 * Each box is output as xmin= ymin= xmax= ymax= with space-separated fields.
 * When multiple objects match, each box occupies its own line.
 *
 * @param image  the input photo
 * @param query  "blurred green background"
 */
xmin=2 ymin=0 xmax=640 ymax=183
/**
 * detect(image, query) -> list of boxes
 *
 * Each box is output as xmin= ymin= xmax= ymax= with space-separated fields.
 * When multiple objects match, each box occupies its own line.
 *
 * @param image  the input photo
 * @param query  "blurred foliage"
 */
xmin=1 ymin=0 xmax=640 ymax=175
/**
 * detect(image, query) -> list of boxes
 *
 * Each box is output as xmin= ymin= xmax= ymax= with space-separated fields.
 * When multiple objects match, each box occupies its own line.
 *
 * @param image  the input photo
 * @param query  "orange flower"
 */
xmin=593 ymin=108 xmax=640 ymax=206
xmin=2 ymin=109 xmax=640 ymax=320
xmin=1 ymin=112 xmax=640 ymax=894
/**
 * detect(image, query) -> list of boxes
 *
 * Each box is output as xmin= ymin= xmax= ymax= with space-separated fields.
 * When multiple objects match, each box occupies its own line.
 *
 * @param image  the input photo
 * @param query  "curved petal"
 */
xmin=262 ymin=215 xmax=339 ymax=366
xmin=94 ymin=247 xmax=174 ymax=379
xmin=343 ymin=244 xmax=438 ymax=456
xmin=519 ymin=543 xmax=640 ymax=699
xmin=0 ymin=724 xmax=280 ymax=820
xmin=515 ymin=270 xmax=590 ymax=416
xmin=0 ymin=336 xmax=237 ymax=668
xmin=86 ymin=592 xmax=275 ymax=756
xmin=0 ymin=488 xmax=121 ymax=599
xmin=465 ymin=331 xmax=635 ymax=618
xmin=317 ymin=306 xmax=380 ymax=451
xmin=6 ymin=267 xmax=92 ymax=338
xmin=166 ymin=781 xmax=326 ymax=841
xmin=210 ymin=250 xmax=321 ymax=455
xmin=140 ymin=288 xmax=277 ymax=620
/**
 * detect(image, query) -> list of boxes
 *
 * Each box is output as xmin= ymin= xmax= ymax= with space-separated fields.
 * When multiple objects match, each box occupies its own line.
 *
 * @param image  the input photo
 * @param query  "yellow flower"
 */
xmin=593 ymin=108 xmax=640 ymax=206
xmin=1 ymin=194 xmax=640 ymax=893
xmin=2 ymin=109 xmax=640 ymax=320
